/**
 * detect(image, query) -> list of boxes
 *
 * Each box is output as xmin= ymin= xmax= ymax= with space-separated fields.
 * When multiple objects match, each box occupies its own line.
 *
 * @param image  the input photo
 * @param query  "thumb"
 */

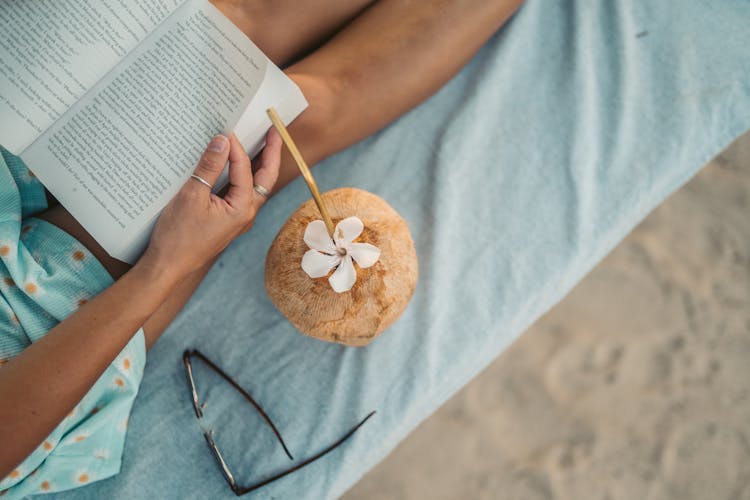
xmin=191 ymin=135 xmax=230 ymax=190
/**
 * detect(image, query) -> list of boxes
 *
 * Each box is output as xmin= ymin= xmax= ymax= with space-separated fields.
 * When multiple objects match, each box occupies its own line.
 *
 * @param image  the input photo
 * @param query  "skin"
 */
xmin=0 ymin=132 xmax=283 ymax=477
xmin=0 ymin=0 xmax=525 ymax=479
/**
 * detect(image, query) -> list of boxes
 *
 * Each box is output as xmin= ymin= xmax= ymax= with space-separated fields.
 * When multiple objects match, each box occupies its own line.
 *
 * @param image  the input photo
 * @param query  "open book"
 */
xmin=0 ymin=0 xmax=307 ymax=264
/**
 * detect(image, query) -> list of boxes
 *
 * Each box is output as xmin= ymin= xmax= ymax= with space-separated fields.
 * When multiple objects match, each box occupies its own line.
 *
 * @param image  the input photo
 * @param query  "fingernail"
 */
xmin=208 ymin=135 xmax=228 ymax=153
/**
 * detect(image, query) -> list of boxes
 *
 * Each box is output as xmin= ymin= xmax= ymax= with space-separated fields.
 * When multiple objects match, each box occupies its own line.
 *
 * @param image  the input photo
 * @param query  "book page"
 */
xmin=21 ymin=0 xmax=285 ymax=263
xmin=0 ymin=0 xmax=184 ymax=154
xmin=232 ymin=62 xmax=310 ymax=163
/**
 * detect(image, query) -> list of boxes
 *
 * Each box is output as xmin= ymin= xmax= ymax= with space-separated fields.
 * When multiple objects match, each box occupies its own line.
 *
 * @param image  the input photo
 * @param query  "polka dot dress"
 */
xmin=0 ymin=148 xmax=146 ymax=498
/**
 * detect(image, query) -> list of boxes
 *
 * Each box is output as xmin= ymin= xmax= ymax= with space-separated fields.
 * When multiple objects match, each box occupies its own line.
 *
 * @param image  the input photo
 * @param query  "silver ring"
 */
xmin=190 ymin=174 xmax=213 ymax=189
xmin=253 ymin=184 xmax=270 ymax=198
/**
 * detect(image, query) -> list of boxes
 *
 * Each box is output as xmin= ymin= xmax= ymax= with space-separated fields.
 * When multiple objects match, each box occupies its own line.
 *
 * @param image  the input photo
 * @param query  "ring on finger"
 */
xmin=190 ymin=174 xmax=213 ymax=189
xmin=253 ymin=184 xmax=270 ymax=198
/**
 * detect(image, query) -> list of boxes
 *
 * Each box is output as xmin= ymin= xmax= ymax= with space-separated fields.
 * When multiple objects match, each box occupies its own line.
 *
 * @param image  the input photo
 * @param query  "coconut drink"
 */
xmin=264 ymin=109 xmax=418 ymax=346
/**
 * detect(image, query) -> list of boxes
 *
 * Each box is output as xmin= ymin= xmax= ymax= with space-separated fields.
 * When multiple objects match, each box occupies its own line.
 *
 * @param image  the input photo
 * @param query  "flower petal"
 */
xmin=328 ymin=254 xmax=356 ymax=293
xmin=334 ymin=216 xmax=363 ymax=246
xmin=348 ymin=243 xmax=381 ymax=269
xmin=302 ymin=250 xmax=338 ymax=278
xmin=304 ymin=220 xmax=335 ymax=253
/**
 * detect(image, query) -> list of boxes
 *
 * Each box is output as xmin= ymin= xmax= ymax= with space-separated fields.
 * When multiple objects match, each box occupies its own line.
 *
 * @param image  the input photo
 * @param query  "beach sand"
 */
xmin=344 ymin=130 xmax=750 ymax=500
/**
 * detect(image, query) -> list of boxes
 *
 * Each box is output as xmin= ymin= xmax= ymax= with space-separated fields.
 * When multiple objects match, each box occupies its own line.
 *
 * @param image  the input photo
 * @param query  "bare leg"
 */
xmin=210 ymin=0 xmax=375 ymax=67
xmin=37 ymin=0 xmax=523 ymax=346
xmin=273 ymin=0 xmax=525 ymax=190
xmin=212 ymin=0 xmax=525 ymax=190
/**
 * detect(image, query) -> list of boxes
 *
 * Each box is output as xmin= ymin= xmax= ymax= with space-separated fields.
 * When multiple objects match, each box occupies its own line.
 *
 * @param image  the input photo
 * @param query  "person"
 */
xmin=0 ymin=0 xmax=525 ymax=491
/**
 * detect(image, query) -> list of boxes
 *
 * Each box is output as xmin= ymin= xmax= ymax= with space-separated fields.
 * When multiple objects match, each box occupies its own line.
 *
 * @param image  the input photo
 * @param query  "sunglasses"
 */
xmin=183 ymin=349 xmax=375 ymax=496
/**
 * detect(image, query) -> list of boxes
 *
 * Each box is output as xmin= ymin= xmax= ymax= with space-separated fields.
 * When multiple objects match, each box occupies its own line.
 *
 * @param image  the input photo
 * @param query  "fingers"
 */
xmin=223 ymin=134 xmax=252 ymax=208
xmin=190 ymin=135 xmax=230 ymax=193
xmin=185 ymin=130 xmax=281 ymax=236
xmin=251 ymin=128 xmax=282 ymax=212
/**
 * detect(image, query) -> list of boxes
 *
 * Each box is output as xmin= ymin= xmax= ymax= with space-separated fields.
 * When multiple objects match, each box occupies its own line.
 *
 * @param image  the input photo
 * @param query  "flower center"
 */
xmin=336 ymin=246 xmax=348 ymax=257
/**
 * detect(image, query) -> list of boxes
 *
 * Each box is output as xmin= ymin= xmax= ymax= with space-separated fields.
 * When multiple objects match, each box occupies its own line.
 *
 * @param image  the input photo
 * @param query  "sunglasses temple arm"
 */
xmin=184 ymin=349 xmax=294 ymax=461
xmin=235 ymin=410 xmax=377 ymax=496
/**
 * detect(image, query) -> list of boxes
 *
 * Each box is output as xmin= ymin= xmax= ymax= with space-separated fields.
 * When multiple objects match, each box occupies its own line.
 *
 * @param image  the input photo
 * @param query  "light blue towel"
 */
xmin=40 ymin=0 xmax=750 ymax=498
xmin=0 ymin=149 xmax=146 ymax=498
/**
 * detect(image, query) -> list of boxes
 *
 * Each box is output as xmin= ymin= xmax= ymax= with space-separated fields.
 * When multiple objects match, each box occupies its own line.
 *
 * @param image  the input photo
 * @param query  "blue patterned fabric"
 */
xmin=2 ymin=0 xmax=748 ymax=498
xmin=0 ymin=149 xmax=146 ymax=498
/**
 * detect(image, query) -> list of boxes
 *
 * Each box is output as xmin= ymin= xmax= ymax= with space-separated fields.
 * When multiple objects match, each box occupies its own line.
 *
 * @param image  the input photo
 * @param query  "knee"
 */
xmin=282 ymin=71 xmax=341 ymax=164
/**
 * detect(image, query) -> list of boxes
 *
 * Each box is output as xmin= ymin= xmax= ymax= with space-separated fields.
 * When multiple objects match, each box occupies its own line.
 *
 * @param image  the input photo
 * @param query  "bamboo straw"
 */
xmin=266 ymin=107 xmax=335 ymax=236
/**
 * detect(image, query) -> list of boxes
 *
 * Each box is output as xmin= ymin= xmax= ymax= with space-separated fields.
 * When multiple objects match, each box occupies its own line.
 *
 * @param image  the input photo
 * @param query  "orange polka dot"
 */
xmin=3 ymin=277 xmax=14 ymax=286
xmin=77 ymin=299 xmax=88 ymax=307
xmin=115 ymin=378 xmax=125 ymax=387
xmin=40 ymin=481 xmax=50 ymax=491
xmin=72 ymin=250 xmax=85 ymax=261
xmin=43 ymin=441 xmax=53 ymax=451
xmin=123 ymin=358 xmax=131 ymax=370
xmin=9 ymin=470 xmax=19 ymax=478
xmin=74 ymin=435 xmax=86 ymax=443
xmin=78 ymin=473 xmax=89 ymax=483
xmin=90 ymin=407 xmax=99 ymax=415
xmin=10 ymin=314 xmax=18 ymax=324
xmin=24 ymin=283 xmax=37 ymax=294
xmin=0 ymin=246 xmax=9 ymax=256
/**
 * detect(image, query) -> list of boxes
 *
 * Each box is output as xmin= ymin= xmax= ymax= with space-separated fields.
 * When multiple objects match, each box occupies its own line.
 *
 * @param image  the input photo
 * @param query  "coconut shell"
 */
xmin=265 ymin=187 xmax=418 ymax=346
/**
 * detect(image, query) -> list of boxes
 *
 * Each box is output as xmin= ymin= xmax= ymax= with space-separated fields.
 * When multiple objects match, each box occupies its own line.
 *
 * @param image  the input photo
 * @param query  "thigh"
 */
xmin=210 ymin=0 xmax=375 ymax=67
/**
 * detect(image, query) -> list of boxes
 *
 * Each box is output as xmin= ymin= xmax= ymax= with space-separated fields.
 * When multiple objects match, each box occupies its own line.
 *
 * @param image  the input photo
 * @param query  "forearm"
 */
xmin=0 ymin=111 xmax=278 ymax=478
xmin=0 ymin=260 xmax=181 ymax=476
xmin=37 ymin=204 xmax=216 ymax=348
xmin=141 ymin=258 xmax=217 ymax=348
xmin=275 ymin=0 xmax=524 ymax=190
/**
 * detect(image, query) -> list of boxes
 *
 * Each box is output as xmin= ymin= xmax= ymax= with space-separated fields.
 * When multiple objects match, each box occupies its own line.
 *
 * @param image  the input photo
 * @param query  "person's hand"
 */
xmin=139 ymin=129 xmax=282 ymax=279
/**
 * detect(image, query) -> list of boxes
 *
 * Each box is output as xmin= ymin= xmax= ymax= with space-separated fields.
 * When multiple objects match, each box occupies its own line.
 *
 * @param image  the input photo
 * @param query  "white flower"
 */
xmin=301 ymin=217 xmax=381 ymax=293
